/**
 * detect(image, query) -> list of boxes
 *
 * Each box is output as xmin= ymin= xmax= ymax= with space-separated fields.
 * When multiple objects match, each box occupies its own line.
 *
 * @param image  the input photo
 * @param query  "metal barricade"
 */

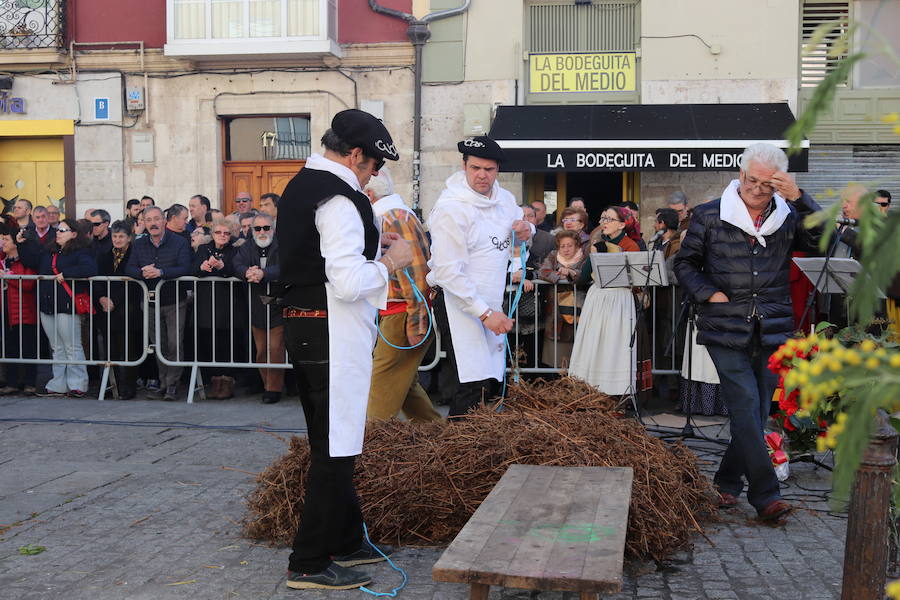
xmin=152 ymin=276 xmax=445 ymax=402
xmin=0 ymin=274 xmax=151 ymax=400
xmin=152 ymin=277 xmax=289 ymax=403
xmin=503 ymin=279 xmax=683 ymax=377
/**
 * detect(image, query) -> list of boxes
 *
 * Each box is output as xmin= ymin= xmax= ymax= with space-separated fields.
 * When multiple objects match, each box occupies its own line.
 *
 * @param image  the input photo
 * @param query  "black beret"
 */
xmin=457 ymin=136 xmax=505 ymax=162
xmin=331 ymin=109 xmax=399 ymax=162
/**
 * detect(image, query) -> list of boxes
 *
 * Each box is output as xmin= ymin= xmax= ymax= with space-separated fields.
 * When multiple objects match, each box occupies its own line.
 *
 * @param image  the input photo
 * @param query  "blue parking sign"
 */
xmin=94 ymin=98 xmax=109 ymax=120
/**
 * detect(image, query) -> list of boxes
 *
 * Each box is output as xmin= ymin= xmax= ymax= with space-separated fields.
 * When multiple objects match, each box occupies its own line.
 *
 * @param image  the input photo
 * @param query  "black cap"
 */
xmin=331 ymin=109 xmax=399 ymax=162
xmin=457 ymin=136 xmax=505 ymax=162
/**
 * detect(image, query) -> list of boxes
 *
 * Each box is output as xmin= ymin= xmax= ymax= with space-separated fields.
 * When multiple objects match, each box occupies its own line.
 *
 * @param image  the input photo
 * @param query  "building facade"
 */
xmin=0 ymin=0 xmax=897 ymax=226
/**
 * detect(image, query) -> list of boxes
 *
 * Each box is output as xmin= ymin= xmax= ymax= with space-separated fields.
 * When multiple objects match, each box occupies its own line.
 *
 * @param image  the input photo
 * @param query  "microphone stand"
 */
xmin=798 ymin=225 xmax=846 ymax=332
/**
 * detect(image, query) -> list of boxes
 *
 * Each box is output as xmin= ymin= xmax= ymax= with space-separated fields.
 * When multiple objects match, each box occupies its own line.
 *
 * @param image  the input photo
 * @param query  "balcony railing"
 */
xmin=0 ymin=0 xmax=65 ymax=50
xmin=165 ymin=0 xmax=339 ymax=59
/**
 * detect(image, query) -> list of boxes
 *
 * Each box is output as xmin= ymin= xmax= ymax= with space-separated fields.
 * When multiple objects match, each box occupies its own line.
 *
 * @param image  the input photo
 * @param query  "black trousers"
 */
xmin=285 ymin=316 xmax=363 ymax=574
xmin=5 ymin=324 xmax=37 ymax=388
xmin=433 ymin=291 xmax=501 ymax=417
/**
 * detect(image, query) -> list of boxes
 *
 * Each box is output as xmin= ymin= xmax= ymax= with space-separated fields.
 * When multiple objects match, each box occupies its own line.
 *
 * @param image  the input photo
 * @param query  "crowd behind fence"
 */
xmin=0 ymin=274 xmax=687 ymax=402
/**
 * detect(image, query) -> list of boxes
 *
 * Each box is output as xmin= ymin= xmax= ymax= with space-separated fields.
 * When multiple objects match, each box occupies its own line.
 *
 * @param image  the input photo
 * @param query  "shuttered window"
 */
xmin=800 ymin=0 xmax=851 ymax=87
xmin=528 ymin=1 xmax=638 ymax=53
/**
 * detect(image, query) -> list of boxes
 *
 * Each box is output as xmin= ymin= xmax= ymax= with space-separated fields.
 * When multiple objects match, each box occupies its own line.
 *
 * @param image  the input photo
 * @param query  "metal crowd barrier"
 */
xmin=0 ymin=275 xmax=151 ymax=400
xmin=0 ymin=273 xmax=683 ymax=403
xmin=151 ymin=277 xmax=446 ymax=402
xmin=503 ymin=279 xmax=683 ymax=376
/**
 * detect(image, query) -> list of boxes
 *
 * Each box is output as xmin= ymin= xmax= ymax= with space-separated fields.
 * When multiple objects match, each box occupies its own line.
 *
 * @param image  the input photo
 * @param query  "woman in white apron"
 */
xmin=569 ymin=207 xmax=641 ymax=395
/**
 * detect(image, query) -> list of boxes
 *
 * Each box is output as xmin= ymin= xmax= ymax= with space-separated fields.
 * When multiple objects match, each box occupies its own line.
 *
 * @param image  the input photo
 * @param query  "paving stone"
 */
xmin=0 ymin=396 xmax=846 ymax=600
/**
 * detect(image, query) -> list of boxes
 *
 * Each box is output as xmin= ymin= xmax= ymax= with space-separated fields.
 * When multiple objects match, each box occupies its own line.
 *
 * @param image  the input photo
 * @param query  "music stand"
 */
xmin=793 ymin=257 xmax=884 ymax=322
xmin=589 ymin=251 xmax=669 ymax=420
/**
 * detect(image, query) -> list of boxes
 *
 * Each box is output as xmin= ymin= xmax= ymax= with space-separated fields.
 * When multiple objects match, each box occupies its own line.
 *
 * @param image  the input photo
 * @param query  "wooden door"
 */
xmin=223 ymin=160 xmax=304 ymax=214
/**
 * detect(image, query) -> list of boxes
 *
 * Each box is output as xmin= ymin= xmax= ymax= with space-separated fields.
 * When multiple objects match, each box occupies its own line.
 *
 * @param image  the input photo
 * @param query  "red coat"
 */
xmin=1 ymin=254 xmax=39 ymax=326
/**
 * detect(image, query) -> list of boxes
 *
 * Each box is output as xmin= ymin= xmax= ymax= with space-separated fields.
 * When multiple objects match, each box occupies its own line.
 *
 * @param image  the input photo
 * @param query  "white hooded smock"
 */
xmin=426 ymin=171 xmax=526 ymax=383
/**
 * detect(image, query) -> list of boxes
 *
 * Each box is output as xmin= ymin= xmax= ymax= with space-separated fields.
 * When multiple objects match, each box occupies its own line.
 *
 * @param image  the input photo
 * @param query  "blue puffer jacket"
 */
xmin=17 ymin=239 xmax=99 ymax=315
xmin=673 ymin=191 xmax=822 ymax=350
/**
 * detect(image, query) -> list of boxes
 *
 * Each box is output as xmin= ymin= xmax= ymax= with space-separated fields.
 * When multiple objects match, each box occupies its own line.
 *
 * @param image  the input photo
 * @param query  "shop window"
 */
xmin=225 ymin=116 xmax=311 ymax=161
xmin=166 ymin=0 xmax=338 ymax=57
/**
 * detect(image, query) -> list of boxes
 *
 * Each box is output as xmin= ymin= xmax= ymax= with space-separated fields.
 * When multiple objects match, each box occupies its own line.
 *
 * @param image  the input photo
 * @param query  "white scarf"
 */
xmin=719 ymin=179 xmax=790 ymax=247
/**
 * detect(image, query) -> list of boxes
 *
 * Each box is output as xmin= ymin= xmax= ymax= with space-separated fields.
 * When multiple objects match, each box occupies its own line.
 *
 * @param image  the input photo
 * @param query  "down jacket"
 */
xmin=673 ymin=191 xmax=822 ymax=350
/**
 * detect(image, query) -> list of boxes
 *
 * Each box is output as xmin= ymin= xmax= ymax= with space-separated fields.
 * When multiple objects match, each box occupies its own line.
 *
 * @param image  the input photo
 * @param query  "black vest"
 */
xmin=276 ymin=166 xmax=379 ymax=310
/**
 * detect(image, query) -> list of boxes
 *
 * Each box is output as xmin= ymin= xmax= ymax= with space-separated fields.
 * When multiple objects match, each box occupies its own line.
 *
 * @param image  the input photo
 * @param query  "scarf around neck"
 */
xmin=719 ymin=179 xmax=790 ymax=247
xmin=556 ymin=247 xmax=584 ymax=269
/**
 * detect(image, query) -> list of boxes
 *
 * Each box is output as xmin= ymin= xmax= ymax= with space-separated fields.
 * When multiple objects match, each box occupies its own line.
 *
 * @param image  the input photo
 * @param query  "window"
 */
xmin=528 ymin=1 xmax=638 ymax=53
xmin=226 ymin=116 xmax=311 ymax=162
xmin=166 ymin=0 xmax=338 ymax=57
xmin=800 ymin=1 xmax=851 ymax=87
xmin=855 ymin=0 xmax=900 ymax=88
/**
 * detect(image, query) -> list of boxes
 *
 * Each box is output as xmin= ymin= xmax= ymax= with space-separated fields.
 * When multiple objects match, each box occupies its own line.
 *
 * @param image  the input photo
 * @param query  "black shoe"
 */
xmin=333 ymin=541 xmax=393 ymax=567
xmin=285 ymin=563 xmax=371 ymax=590
xmin=118 ymin=388 xmax=137 ymax=400
xmin=262 ymin=391 xmax=281 ymax=404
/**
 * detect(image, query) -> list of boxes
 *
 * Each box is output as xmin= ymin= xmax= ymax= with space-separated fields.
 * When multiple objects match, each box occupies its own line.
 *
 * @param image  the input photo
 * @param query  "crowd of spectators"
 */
xmin=0 ymin=193 xmax=283 ymax=402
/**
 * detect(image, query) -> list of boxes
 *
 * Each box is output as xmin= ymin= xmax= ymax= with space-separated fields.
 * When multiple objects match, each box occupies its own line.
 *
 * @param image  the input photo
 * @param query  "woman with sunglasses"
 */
xmin=16 ymin=218 xmax=98 ymax=397
xmin=568 ymin=206 xmax=641 ymax=396
xmin=193 ymin=217 xmax=241 ymax=399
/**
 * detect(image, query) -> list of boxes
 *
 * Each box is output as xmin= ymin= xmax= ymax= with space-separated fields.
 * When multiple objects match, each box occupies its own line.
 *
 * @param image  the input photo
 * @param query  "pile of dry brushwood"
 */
xmin=243 ymin=377 xmax=715 ymax=561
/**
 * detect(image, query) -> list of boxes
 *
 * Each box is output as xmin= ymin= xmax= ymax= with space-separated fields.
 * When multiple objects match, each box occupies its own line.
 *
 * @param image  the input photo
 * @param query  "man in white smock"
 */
xmin=427 ymin=136 xmax=533 ymax=417
xmin=276 ymin=109 xmax=413 ymax=590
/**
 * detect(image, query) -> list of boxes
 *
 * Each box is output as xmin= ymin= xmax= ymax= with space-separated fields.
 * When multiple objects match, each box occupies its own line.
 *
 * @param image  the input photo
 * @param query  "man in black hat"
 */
xmin=426 ymin=136 xmax=533 ymax=416
xmin=276 ymin=109 xmax=413 ymax=590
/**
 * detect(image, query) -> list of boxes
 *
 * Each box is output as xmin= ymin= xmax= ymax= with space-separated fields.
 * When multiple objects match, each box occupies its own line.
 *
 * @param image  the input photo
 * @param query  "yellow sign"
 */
xmin=529 ymin=52 xmax=636 ymax=94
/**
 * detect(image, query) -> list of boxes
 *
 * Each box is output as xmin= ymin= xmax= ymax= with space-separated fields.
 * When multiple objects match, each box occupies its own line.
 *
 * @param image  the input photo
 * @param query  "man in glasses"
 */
xmin=233 ymin=212 xmax=284 ymax=405
xmin=875 ymin=189 xmax=891 ymax=215
xmin=90 ymin=209 xmax=112 ymax=257
xmin=232 ymin=191 xmax=253 ymax=216
xmin=675 ymin=143 xmax=822 ymax=525
xmin=276 ymin=109 xmax=411 ymax=591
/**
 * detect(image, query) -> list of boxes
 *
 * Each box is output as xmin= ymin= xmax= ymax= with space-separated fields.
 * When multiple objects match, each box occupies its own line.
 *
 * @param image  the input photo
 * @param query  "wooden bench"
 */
xmin=432 ymin=464 xmax=633 ymax=600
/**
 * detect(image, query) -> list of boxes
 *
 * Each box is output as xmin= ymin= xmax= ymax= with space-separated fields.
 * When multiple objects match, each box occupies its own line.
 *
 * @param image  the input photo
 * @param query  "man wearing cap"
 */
xmin=427 ymin=136 xmax=533 ymax=417
xmin=276 ymin=109 xmax=413 ymax=591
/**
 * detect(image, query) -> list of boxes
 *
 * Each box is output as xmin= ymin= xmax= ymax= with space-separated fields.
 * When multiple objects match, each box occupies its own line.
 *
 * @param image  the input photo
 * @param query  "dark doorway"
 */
xmin=565 ymin=172 xmax=623 ymax=230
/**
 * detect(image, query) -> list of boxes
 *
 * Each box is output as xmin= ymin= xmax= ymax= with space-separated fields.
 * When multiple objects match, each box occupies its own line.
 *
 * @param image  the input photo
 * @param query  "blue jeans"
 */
xmin=706 ymin=342 xmax=782 ymax=511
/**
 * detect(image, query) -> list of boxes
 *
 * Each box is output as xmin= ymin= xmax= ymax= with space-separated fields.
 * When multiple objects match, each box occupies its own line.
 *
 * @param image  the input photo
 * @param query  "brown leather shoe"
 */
xmin=758 ymin=499 xmax=792 ymax=522
xmin=205 ymin=376 xmax=223 ymax=400
xmin=717 ymin=491 xmax=739 ymax=509
xmin=219 ymin=376 xmax=234 ymax=399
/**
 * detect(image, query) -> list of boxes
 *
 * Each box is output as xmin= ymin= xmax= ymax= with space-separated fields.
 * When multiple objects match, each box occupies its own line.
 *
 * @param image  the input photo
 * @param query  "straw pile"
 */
xmin=243 ymin=377 xmax=715 ymax=561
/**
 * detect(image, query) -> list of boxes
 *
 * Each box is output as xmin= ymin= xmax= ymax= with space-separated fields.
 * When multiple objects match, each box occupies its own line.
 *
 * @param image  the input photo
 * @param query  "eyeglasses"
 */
xmin=213 ymin=230 xmax=230 ymax=236
xmin=253 ymin=225 xmax=272 ymax=232
xmin=236 ymin=198 xmax=251 ymax=203
xmin=91 ymin=221 xmax=105 ymax=227
xmin=876 ymin=202 xmax=890 ymax=207
xmin=742 ymin=175 xmax=775 ymax=192
xmin=599 ymin=216 xmax=622 ymax=223
xmin=56 ymin=228 xmax=72 ymax=233
xmin=561 ymin=218 xmax=582 ymax=224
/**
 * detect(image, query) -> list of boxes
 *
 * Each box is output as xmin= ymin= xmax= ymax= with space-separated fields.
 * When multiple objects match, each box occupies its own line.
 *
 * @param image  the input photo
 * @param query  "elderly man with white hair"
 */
xmin=674 ymin=143 xmax=822 ymax=524
xmin=232 ymin=212 xmax=284 ymax=404
xmin=364 ymin=167 xmax=441 ymax=423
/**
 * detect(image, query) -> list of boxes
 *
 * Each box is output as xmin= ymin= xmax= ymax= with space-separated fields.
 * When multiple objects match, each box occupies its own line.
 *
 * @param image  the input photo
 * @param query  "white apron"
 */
xmin=304 ymin=153 xmax=389 ymax=458
xmin=444 ymin=209 xmax=513 ymax=383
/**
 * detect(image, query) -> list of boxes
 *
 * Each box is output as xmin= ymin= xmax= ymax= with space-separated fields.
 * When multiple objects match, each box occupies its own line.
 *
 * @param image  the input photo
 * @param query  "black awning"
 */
xmin=488 ymin=103 xmax=808 ymax=172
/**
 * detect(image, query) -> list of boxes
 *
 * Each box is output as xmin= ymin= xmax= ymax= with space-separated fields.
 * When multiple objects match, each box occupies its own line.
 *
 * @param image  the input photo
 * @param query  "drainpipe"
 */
xmin=368 ymin=0 xmax=471 ymax=211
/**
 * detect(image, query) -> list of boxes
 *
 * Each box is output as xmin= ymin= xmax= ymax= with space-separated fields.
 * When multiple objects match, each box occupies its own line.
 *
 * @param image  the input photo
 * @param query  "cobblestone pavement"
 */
xmin=0 ymin=395 xmax=846 ymax=600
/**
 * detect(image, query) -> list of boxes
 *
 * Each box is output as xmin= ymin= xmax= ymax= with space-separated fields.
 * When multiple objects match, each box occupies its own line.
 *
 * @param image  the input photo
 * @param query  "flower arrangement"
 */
xmin=767 ymin=335 xmax=831 ymax=455
xmin=778 ymin=330 xmax=900 ymax=503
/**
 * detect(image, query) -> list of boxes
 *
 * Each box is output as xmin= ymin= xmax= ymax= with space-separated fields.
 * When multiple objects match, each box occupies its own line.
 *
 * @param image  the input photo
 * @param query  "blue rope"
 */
xmin=359 ymin=523 xmax=408 ymax=597
xmin=498 ymin=240 xmax=528 ymax=405
xmin=376 ymin=268 xmax=433 ymax=350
